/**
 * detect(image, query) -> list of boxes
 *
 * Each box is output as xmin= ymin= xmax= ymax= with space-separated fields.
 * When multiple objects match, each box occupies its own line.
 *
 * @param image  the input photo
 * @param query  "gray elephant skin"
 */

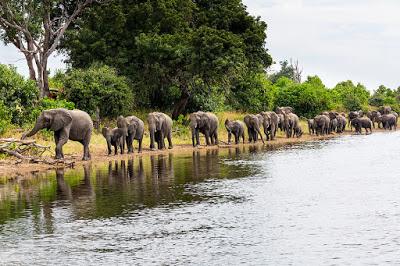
xmin=260 ymin=111 xmax=279 ymax=140
xmin=336 ymin=114 xmax=347 ymax=133
xmin=147 ymin=112 xmax=173 ymax=150
xmin=308 ymin=119 xmax=315 ymax=135
xmin=117 ymin=115 xmax=144 ymax=153
xmin=367 ymin=111 xmax=382 ymax=128
xmin=282 ymin=112 xmax=301 ymax=138
xmin=244 ymin=114 xmax=264 ymax=143
xmin=22 ymin=108 xmax=93 ymax=160
xmin=102 ymin=127 xmax=125 ymax=155
xmin=190 ymin=111 xmax=219 ymax=147
xmin=314 ymin=115 xmax=330 ymax=136
xmin=380 ymin=113 xmax=397 ymax=130
xmin=225 ymin=119 xmax=245 ymax=144
xmin=351 ymin=117 xmax=372 ymax=134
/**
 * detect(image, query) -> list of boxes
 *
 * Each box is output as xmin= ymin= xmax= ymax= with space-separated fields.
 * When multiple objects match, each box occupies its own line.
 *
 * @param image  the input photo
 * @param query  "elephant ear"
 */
xmin=49 ymin=109 xmax=72 ymax=131
xmin=102 ymin=127 xmax=110 ymax=138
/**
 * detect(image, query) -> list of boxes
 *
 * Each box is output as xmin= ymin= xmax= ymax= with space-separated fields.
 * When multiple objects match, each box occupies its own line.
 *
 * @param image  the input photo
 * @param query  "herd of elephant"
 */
xmin=308 ymin=106 xmax=398 ymax=136
xmin=20 ymin=106 xmax=397 ymax=161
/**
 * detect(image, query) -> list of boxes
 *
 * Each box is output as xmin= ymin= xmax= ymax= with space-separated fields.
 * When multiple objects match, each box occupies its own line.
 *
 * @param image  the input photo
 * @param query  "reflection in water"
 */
xmin=2 ymin=134 xmax=400 ymax=264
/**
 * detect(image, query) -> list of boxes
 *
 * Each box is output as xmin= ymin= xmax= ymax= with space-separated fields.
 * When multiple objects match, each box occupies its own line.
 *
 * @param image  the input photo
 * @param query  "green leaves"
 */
xmin=62 ymin=65 xmax=133 ymax=118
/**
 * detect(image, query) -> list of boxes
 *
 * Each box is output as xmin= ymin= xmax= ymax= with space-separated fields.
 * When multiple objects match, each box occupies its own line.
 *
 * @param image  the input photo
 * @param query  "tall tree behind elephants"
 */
xmin=60 ymin=0 xmax=272 ymax=119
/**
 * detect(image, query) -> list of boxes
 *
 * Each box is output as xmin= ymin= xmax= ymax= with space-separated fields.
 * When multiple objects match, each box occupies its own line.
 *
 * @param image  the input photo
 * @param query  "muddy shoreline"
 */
xmin=0 ymin=130 xmax=380 ymax=177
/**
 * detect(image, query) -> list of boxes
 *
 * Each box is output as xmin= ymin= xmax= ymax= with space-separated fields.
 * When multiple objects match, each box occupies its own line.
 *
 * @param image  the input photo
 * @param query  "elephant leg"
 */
xmin=214 ymin=131 xmax=219 ymax=145
xmin=205 ymin=131 xmax=210 ymax=146
xmin=196 ymin=129 xmax=200 ymax=146
xmin=271 ymin=125 xmax=276 ymax=140
xmin=247 ymin=128 xmax=253 ymax=143
xmin=127 ymin=136 xmax=133 ymax=153
xmin=160 ymin=131 xmax=165 ymax=150
xmin=113 ymin=143 xmax=118 ymax=155
xmin=167 ymin=131 xmax=173 ymax=149
xmin=228 ymin=132 xmax=232 ymax=144
xmin=234 ymin=133 xmax=238 ymax=144
xmin=55 ymin=130 xmax=68 ymax=160
xmin=82 ymin=131 xmax=91 ymax=160
xmin=138 ymin=138 xmax=143 ymax=153
xmin=242 ymin=133 xmax=245 ymax=144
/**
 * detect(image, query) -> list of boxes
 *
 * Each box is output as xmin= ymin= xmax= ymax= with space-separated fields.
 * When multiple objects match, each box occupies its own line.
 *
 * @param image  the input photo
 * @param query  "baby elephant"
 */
xmin=225 ymin=119 xmax=245 ymax=144
xmin=102 ymin=127 xmax=125 ymax=155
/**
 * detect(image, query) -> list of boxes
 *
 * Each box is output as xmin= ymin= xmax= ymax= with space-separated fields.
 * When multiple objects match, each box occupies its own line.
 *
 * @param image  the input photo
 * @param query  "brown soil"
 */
xmin=0 ymin=130 xmax=380 ymax=177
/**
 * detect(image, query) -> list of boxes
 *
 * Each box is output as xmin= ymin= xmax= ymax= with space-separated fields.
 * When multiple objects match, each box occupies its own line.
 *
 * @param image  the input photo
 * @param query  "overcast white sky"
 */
xmin=1 ymin=0 xmax=399 ymax=90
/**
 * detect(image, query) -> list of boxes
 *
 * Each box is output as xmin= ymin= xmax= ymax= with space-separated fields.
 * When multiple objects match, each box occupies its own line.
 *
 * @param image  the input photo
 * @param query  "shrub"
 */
xmin=331 ymin=81 xmax=370 ymax=111
xmin=62 ymin=65 xmax=134 ymax=118
xmin=0 ymin=100 xmax=12 ymax=135
xmin=28 ymin=98 xmax=75 ymax=123
xmin=0 ymin=64 xmax=39 ymax=125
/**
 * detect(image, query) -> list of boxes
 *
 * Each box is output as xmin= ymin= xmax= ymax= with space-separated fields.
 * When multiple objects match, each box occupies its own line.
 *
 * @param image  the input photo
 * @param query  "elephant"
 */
xmin=244 ymin=114 xmax=264 ymax=143
xmin=351 ymin=117 xmax=372 ymax=134
xmin=327 ymin=112 xmax=339 ymax=134
xmin=314 ymin=115 xmax=330 ymax=136
xmin=367 ymin=111 xmax=382 ymax=128
xmin=380 ymin=113 xmax=397 ymax=130
xmin=102 ymin=127 xmax=125 ymax=155
xmin=294 ymin=125 xmax=303 ymax=138
xmin=348 ymin=111 xmax=360 ymax=131
xmin=22 ymin=108 xmax=93 ymax=160
xmin=379 ymin=106 xmax=392 ymax=115
xmin=190 ymin=111 xmax=219 ymax=147
xmin=147 ymin=112 xmax=173 ymax=150
xmin=117 ymin=115 xmax=144 ymax=153
xmin=321 ymin=111 xmax=330 ymax=116
xmin=336 ymin=114 xmax=347 ymax=133
xmin=308 ymin=119 xmax=315 ymax=135
xmin=277 ymin=113 xmax=285 ymax=132
xmin=225 ymin=119 xmax=245 ymax=144
xmin=282 ymin=112 xmax=300 ymax=138
xmin=276 ymin=106 xmax=294 ymax=115
xmin=260 ymin=111 xmax=279 ymax=140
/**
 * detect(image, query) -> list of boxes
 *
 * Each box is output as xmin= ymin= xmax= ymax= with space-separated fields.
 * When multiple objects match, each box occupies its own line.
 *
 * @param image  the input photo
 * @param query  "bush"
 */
xmin=331 ymin=81 xmax=370 ymax=111
xmin=0 ymin=64 xmax=39 ymax=125
xmin=0 ymin=100 xmax=12 ymax=135
xmin=230 ymin=73 xmax=276 ymax=112
xmin=28 ymin=98 xmax=75 ymax=123
xmin=274 ymin=76 xmax=332 ymax=118
xmin=62 ymin=65 xmax=134 ymax=118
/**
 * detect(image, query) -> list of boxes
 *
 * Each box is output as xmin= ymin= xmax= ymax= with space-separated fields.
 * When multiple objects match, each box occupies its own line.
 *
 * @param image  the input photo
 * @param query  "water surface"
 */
xmin=1 ymin=132 xmax=400 ymax=265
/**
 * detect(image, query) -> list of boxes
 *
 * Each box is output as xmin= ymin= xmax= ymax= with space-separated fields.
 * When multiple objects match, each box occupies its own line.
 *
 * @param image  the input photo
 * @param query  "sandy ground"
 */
xmin=0 ymin=129 xmax=370 ymax=178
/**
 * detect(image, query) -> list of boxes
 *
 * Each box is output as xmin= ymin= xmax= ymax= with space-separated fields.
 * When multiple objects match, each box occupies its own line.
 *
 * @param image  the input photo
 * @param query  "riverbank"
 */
xmin=0 ymin=128 xmax=368 ymax=177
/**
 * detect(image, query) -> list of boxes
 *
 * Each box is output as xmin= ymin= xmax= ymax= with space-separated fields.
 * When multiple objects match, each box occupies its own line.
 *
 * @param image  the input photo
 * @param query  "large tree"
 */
xmin=0 ymin=0 xmax=104 ymax=97
xmin=61 ymin=0 xmax=272 ymax=118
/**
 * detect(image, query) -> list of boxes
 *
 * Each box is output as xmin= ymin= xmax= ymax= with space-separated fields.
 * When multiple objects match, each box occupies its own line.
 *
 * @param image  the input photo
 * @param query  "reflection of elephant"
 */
xmin=22 ymin=108 xmax=93 ymax=160
xmin=380 ymin=114 xmax=397 ymax=130
xmin=225 ymin=119 xmax=245 ymax=144
xmin=102 ymin=127 xmax=125 ymax=155
xmin=147 ymin=112 xmax=173 ymax=150
xmin=190 ymin=111 xmax=219 ymax=147
xmin=314 ymin=115 xmax=330 ymax=136
xmin=244 ymin=114 xmax=264 ymax=143
xmin=117 ymin=115 xmax=144 ymax=153
xmin=283 ymin=112 xmax=300 ymax=138
xmin=260 ymin=111 xmax=279 ymax=140
xmin=351 ymin=117 xmax=372 ymax=134
xmin=308 ymin=119 xmax=315 ymax=135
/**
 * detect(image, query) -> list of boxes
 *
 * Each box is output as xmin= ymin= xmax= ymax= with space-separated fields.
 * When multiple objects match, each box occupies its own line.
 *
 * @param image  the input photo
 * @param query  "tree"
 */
xmin=61 ymin=0 xmax=272 ymax=118
xmin=269 ymin=59 xmax=302 ymax=84
xmin=331 ymin=80 xmax=370 ymax=111
xmin=0 ymin=0 xmax=104 ymax=97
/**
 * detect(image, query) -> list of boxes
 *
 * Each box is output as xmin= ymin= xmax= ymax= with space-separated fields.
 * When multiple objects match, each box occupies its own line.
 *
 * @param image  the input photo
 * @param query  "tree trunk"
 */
xmin=24 ymin=54 xmax=37 ymax=81
xmin=172 ymin=88 xmax=190 ymax=120
xmin=40 ymin=58 xmax=50 ymax=98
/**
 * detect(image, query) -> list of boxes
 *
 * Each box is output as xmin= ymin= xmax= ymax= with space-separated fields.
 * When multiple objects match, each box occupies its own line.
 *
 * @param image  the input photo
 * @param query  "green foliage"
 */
xmin=269 ymin=60 xmax=300 ymax=83
xmin=331 ymin=81 xmax=370 ymax=111
xmin=28 ymin=98 xmax=75 ymax=123
xmin=274 ymin=76 xmax=332 ymax=118
xmin=0 ymin=100 xmax=12 ymax=135
xmin=230 ymin=73 xmax=276 ymax=112
xmin=0 ymin=64 xmax=39 ymax=125
xmin=61 ymin=65 xmax=133 ymax=118
xmin=369 ymin=85 xmax=400 ymax=113
xmin=61 ymin=0 xmax=272 ymax=116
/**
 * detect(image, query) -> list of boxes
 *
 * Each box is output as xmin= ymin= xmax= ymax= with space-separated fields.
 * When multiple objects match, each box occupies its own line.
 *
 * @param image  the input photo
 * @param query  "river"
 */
xmin=1 ymin=132 xmax=400 ymax=265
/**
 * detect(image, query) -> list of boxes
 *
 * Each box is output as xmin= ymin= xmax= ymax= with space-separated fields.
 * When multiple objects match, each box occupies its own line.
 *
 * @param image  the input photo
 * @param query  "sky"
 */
xmin=1 ymin=0 xmax=400 ymax=90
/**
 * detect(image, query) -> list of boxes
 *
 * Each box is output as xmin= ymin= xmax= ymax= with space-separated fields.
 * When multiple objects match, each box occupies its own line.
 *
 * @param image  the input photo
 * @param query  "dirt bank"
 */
xmin=0 ymin=130 xmax=383 ymax=177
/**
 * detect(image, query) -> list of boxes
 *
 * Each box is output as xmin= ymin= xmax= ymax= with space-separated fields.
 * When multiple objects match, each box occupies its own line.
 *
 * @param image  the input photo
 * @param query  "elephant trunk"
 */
xmin=191 ymin=128 xmax=196 ymax=147
xmin=23 ymin=121 xmax=43 ymax=139
xmin=149 ymin=129 xmax=156 ymax=149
